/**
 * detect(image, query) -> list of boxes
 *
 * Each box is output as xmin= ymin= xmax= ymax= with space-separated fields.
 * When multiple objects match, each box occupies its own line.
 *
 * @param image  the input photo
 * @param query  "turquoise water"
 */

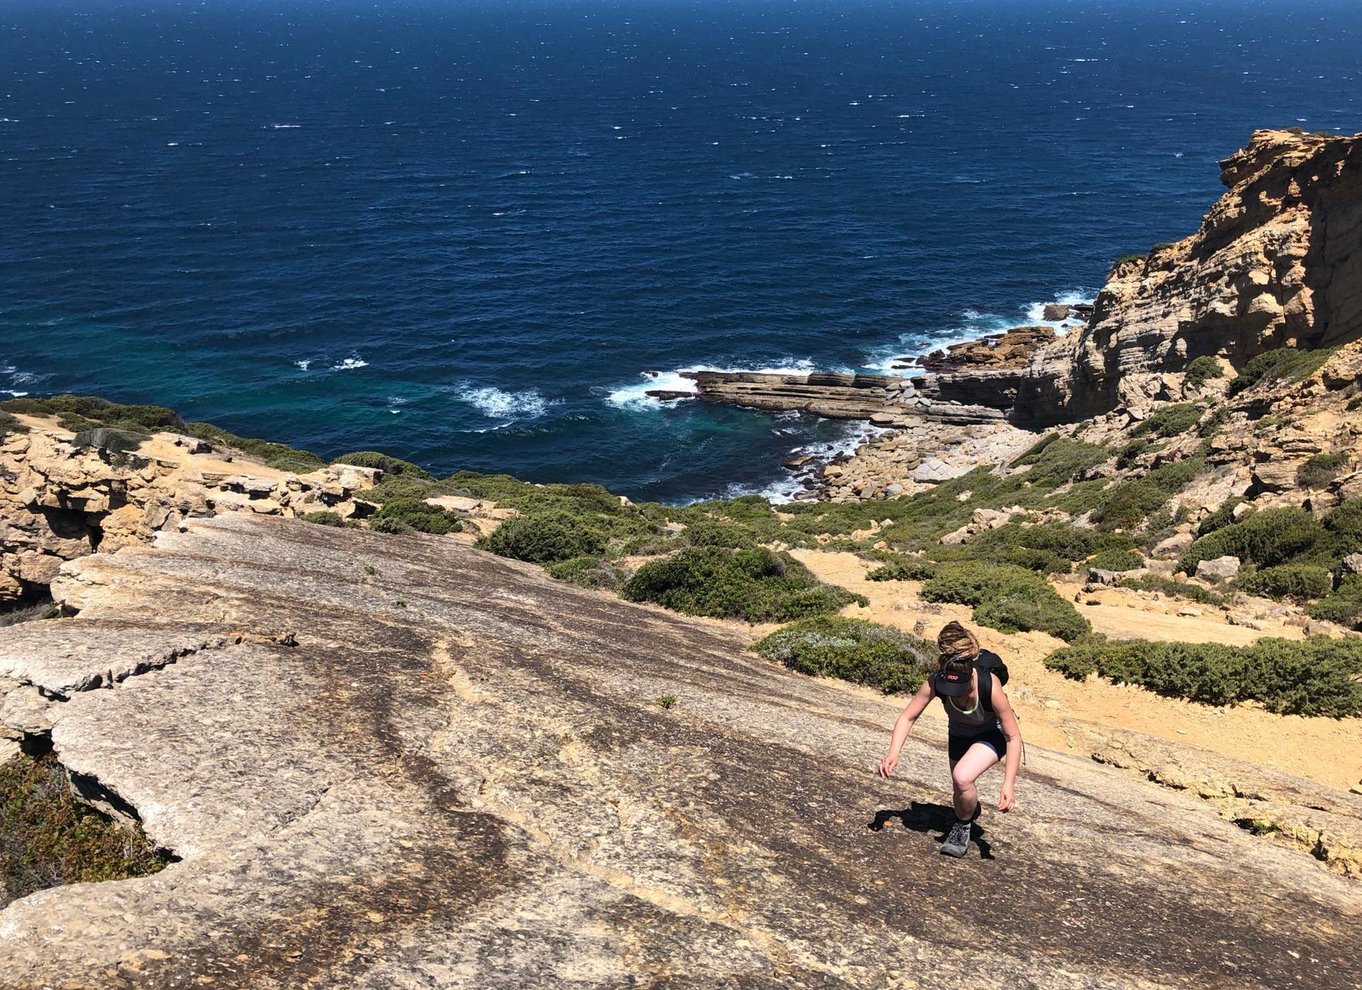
xmin=2 ymin=0 xmax=1358 ymax=501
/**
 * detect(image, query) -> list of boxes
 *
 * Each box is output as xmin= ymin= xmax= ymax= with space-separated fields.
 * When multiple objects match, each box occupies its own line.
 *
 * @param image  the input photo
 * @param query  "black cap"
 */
xmin=933 ymin=666 xmax=973 ymax=698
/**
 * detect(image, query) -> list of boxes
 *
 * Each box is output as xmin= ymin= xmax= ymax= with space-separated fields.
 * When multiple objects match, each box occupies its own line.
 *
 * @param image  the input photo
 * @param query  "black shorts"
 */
xmin=948 ymin=728 xmax=1007 ymax=763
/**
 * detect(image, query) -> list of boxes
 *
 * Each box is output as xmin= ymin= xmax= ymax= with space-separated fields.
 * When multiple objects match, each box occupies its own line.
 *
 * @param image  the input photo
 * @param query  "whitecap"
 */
xmin=271 ymin=123 xmax=302 ymax=129
xmin=331 ymin=357 xmax=368 ymax=371
xmin=455 ymin=383 xmax=556 ymax=421
xmin=294 ymin=359 xmax=312 ymax=371
xmin=605 ymin=359 xmax=831 ymax=413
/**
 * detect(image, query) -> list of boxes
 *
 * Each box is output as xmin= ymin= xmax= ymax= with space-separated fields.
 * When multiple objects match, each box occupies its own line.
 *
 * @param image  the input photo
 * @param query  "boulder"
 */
xmin=1195 ymin=555 xmax=1242 ymax=583
xmin=1153 ymin=532 xmax=1195 ymax=558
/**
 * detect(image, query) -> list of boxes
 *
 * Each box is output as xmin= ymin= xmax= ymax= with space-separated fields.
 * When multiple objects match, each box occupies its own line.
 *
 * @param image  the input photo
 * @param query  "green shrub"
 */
xmin=1306 ymin=575 xmax=1362 ymax=629
xmin=1197 ymin=499 xmax=1244 ymax=537
xmin=1179 ymin=507 xmax=1327 ymax=574
xmin=300 ymin=510 xmax=352 ymax=528
xmin=1183 ymin=356 xmax=1226 ymax=391
xmin=753 ymin=616 xmax=937 ymax=694
xmin=866 ymin=557 xmax=937 ymax=582
xmin=184 ymin=422 xmax=325 ymax=473
xmin=1134 ymin=403 xmax=1203 ymax=439
xmin=1320 ymin=500 xmax=1362 ymax=563
xmin=1297 ymin=453 xmax=1348 ymax=490
xmin=545 ymin=555 xmax=626 ymax=590
xmin=620 ymin=547 xmax=866 ymax=623
xmin=973 ymin=589 xmax=1091 ymax=642
xmin=921 ymin=562 xmax=1090 ymax=642
xmin=332 ymin=450 xmax=432 ymax=479
xmin=1 ymin=394 xmax=184 ymax=434
xmin=0 ymin=600 xmax=61 ymax=628
xmin=479 ymin=511 xmax=605 ymax=564
xmin=1116 ymin=437 xmax=1158 ymax=470
xmin=681 ymin=519 xmax=759 ymax=549
xmin=0 ymin=411 xmax=27 ymax=440
xmin=1120 ymin=575 xmax=1229 ymax=607
xmin=1 ymin=753 xmax=171 ymax=908
xmin=1088 ymin=548 xmax=1144 ymax=572
xmin=1091 ymin=480 xmax=1173 ymax=531
xmin=1227 ymin=347 xmax=1336 ymax=397
xmin=1237 ymin=564 xmax=1333 ymax=602
xmin=370 ymin=497 xmax=462 ymax=536
xmin=1044 ymin=635 xmax=1362 ymax=716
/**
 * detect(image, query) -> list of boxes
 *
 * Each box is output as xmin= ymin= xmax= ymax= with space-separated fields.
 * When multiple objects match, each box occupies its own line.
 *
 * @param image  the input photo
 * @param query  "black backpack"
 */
xmin=974 ymin=650 xmax=1010 ymax=713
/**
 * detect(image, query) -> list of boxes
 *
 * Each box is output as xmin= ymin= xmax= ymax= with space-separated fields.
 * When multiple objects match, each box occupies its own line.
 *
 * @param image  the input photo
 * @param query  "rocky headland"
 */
xmin=3 ymin=128 xmax=1362 ymax=988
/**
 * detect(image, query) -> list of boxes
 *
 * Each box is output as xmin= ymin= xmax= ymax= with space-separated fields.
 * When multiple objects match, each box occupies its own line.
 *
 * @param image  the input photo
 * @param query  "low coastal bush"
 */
xmin=920 ymin=562 xmax=1090 ymax=642
xmin=479 ymin=510 xmax=604 ymax=563
xmin=1306 ymin=575 xmax=1362 ymax=629
xmin=452 ymin=472 xmax=663 ymax=556
xmin=1297 ymin=452 xmax=1349 ymax=490
xmin=1 ymin=753 xmax=171 ymax=909
xmin=368 ymin=497 xmax=462 ymax=536
xmin=1133 ymin=403 xmax=1203 ymax=439
xmin=1087 ymin=548 xmax=1144 ymax=572
xmin=332 ymin=450 xmax=432 ymax=479
xmin=1090 ymin=479 xmax=1175 ymax=531
xmin=1043 ymin=635 xmax=1362 ymax=717
xmin=0 ymin=412 xmax=27 ymax=440
xmin=1120 ymin=575 xmax=1229 ymax=607
xmin=1227 ymin=347 xmax=1336 ymax=397
xmin=1183 ymin=355 xmax=1225 ymax=391
xmin=1 ymin=395 xmax=183 ymax=435
xmin=545 ymin=555 xmax=626 ymax=590
xmin=1179 ymin=507 xmax=1328 ymax=575
xmin=866 ymin=556 xmax=938 ymax=582
xmin=300 ymin=510 xmax=353 ymax=528
xmin=184 ymin=422 xmax=326 ymax=473
xmin=620 ymin=547 xmax=866 ymax=623
xmin=1197 ymin=498 xmax=1244 ymax=537
xmin=754 ymin=616 xmax=937 ymax=694
xmin=0 ymin=600 xmax=61 ymax=628
xmin=1237 ymin=564 xmax=1333 ymax=602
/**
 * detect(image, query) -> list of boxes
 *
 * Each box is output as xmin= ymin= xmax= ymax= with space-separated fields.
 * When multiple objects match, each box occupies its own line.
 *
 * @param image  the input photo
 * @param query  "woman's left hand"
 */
xmin=998 ymin=783 xmax=1016 ymax=812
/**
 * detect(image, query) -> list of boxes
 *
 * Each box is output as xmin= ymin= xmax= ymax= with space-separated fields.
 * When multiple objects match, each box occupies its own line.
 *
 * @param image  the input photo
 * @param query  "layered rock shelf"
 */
xmin=673 ymin=370 xmax=1014 ymax=426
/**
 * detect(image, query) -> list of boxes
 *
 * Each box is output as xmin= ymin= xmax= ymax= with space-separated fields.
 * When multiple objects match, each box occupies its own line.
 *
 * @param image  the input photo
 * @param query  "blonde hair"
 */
xmin=937 ymin=621 xmax=980 ymax=663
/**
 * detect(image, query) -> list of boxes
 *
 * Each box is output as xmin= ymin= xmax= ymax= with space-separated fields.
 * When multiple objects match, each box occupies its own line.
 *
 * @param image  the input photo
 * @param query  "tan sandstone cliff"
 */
xmin=1016 ymin=128 xmax=1362 ymax=426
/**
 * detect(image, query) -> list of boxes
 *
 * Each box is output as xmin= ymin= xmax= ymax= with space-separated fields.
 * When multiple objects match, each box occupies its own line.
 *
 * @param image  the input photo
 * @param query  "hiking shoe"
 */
xmin=941 ymin=819 xmax=971 ymax=858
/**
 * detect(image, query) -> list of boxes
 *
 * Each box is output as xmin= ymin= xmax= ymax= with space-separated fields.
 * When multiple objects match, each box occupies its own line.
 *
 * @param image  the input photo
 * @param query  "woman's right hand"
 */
xmin=877 ymin=753 xmax=898 ymax=778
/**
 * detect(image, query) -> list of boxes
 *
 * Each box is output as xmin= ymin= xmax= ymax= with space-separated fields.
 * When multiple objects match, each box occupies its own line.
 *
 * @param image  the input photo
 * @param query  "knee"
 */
xmin=951 ymin=767 xmax=976 ymax=792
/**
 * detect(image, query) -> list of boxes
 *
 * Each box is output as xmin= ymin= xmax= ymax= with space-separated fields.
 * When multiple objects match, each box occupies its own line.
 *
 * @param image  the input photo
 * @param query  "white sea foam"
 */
xmin=861 ymin=290 xmax=1095 ymax=374
xmin=271 ymin=123 xmax=302 ymax=129
xmin=713 ymin=421 xmax=888 ymax=505
xmin=456 ymin=383 xmax=556 ymax=422
xmin=605 ymin=360 xmax=827 ymax=412
xmin=331 ymin=357 xmax=369 ymax=371
xmin=294 ymin=359 xmax=312 ymax=370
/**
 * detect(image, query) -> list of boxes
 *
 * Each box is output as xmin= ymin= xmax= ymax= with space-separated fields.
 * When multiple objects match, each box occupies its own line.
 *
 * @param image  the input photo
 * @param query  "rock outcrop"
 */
xmin=2 ymin=514 xmax=1360 ymax=988
xmin=1016 ymin=128 xmax=1362 ymax=426
xmin=0 ymin=418 xmax=383 ymax=603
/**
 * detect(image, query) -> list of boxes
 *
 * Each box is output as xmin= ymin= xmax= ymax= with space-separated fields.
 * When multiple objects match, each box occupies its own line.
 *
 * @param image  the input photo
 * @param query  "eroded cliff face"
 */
xmin=0 ymin=419 xmax=384 ymax=604
xmin=1016 ymin=128 xmax=1362 ymax=426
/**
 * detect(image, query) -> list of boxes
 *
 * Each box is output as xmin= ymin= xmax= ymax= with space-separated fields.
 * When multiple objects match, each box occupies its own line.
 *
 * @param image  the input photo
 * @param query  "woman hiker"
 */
xmin=876 ymin=621 xmax=1022 ymax=857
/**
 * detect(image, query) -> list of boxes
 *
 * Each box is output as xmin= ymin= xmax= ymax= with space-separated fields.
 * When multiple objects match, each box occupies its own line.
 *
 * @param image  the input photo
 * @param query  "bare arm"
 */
xmin=991 ymin=679 xmax=1022 ymax=811
xmin=876 ymin=679 xmax=935 ymax=778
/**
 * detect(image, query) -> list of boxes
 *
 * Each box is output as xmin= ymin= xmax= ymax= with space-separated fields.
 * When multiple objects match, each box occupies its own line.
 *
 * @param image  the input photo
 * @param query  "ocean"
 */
xmin=2 ymin=0 xmax=1359 ymax=502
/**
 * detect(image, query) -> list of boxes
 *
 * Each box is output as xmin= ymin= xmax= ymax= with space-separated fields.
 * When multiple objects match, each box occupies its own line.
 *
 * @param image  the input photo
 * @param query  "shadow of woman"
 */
xmin=868 ymin=802 xmax=994 ymax=859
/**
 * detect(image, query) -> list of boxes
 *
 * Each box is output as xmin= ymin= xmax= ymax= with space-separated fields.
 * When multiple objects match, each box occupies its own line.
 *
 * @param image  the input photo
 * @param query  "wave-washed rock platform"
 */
xmin=1 ymin=513 xmax=1359 ymax=988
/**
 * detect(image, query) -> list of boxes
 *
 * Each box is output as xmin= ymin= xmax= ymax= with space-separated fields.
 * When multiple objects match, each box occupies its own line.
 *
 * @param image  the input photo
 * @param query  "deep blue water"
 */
xmin=2 ymin=0 xmax=1359 ymax=502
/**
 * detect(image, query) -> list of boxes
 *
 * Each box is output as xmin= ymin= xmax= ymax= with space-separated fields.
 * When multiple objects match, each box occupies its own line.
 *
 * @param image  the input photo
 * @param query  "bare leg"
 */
xmin=950 ymin=743 xmax=1001 ymax=821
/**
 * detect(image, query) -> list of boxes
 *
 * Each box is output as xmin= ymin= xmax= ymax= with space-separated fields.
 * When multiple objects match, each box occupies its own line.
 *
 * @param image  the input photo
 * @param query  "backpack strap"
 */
xmin=976 ymin=664 xmax=994 ymax=714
